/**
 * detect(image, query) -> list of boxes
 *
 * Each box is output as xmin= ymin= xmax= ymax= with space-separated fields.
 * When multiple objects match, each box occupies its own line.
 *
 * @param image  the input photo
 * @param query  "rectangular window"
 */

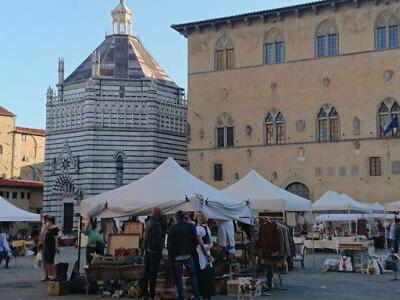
xmin=21 ymin=134 xmax=27 ymax=141
xmin=266 ymin=124 xmax=274 ymax=145
xmin=27 ymin=192 xmax=31 ymax=199
xmin=317 ymin=36 xmax=326 ymax=57
xmin=376 ymin=27 xmax=387 ymax=50
xmin=5 ymin=192 xmax=9 ymax=198
xmin=276 ymin=123 xmax=285 ymax=144
xmin=216 ymin=50 xmax=224 ymax=70
xmin=318 ymin=119 xmax=327 ymax=142
xmin=12 ymin=192 xmax=18 ymax=199
xmin=327 ymin=34 xmax=337 ymax=56
xmin=214 ymin=164 xmax=223 ymax=182
xmin=370 ymin=157 xmax=382 ymax=176
xmin=217 ymin=127 xmax=225 ymax=148
xmin=226 ymin=49 xmax=234 ymax=69
xmin=275 ymin=42 xmax=284 ymax=63
xmin=265 ymin=43 xmax=274 ymax=65
xmin=0 ymin=191 xmax=3 ymax=197
xmin=330 ymin=118 xmax=339 ymax=141
xmin=226 ymin=127 xmax=234 ymax=147
xmin=389 ymin=25 xmax=399 ymax=49
xmin=20 ymin=192 xmax=25 ymax=199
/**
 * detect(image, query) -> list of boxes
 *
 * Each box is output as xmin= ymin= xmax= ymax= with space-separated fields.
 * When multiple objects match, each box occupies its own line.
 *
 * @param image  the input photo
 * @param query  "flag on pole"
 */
xmin=382 ymin=116 xmax=399 ymax=137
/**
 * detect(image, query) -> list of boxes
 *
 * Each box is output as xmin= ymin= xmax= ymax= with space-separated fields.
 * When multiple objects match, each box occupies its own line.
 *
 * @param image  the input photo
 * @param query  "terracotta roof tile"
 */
xmin=0 ymin=179 xmax=43 ymax=188
xmin=14 ymin=126 xmax=46 ymax=137
xmin=0 ymin=106 xmax=15 ymax=117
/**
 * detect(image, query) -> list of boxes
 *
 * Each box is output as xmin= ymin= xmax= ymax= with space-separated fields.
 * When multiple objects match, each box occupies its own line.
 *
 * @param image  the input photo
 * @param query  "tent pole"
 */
xmin=312 ymin=212 xmax=316 ymax=270
xmin=77 ymin=216 xmax=82 ymax=273
xmin=348 ymin=210 xmax=351 ymax=236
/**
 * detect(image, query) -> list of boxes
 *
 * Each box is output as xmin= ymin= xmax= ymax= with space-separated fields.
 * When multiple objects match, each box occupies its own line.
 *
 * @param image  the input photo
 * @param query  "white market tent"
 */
xmin=362 ymin=202 xmax=385 ymax=213
xmin=315 ymin=213 xmax=395 ymax=222
xmin=0 ymin=196 xmax=40 ymax=222
xmin=384 ymin=200 xmax=400 ymax=212
xmin=311 ymin=191 xmax=366 ymax=213
xmin=384 ymin=201 xmax=400 ymax=212
xmin=223 ymin=170 xmax=311 ymax=212
xmin=80 ymin=158 xmax=252 ymax=223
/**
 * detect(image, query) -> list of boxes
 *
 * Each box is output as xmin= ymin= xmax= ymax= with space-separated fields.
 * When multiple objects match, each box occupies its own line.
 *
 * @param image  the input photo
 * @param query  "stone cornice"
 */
xmin=172 ymin=0 xmax=381 ymax=37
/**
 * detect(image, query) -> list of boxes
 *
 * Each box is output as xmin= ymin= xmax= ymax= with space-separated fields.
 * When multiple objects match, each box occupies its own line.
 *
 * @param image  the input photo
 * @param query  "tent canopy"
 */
xmin=312 ymin=191 xmax=366 ymax=213
xmin=223 ymin=170 xmax=311 ymax=212
xmin=361 ymin=202 xmax=385 ymax=213
xmin=384 ymin=200 xmax=400 ymax=212
xmin=80 ymin=158 xmax=252 ymax=223
xmin=315 ymin=213 xmax=395 ymax=222
xmin=0 ymin=196 xmax=40 ymax=222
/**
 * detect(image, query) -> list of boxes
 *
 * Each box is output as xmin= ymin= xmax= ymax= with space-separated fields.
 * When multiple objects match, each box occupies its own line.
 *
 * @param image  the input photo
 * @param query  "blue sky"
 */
xmin=0 ymin=0 xmax=307 ymax=129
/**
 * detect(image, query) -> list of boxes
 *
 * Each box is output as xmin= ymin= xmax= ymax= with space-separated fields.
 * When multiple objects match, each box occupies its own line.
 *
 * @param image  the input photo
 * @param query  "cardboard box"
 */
xmin=46 ymin=281 xmax=69 ymax=296
xmin=227 ymin=278 xmax=262 ymax=298
xmin=124 ymin=222 xmax=144 ymax=236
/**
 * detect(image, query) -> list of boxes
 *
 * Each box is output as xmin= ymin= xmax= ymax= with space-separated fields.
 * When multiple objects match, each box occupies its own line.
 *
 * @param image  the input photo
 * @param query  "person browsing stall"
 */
xmin=141 ymin=207 xmax=166 ymax=300
xmin=194 ymin=213 xmax=214 ymax=300
xmin=82 ymin=218 xmax=104 ymax=265
xmin=168 ymin=211 xmax=200 ymax=300
xmin=0 ymin=224 xmax=12 ymax=269
xmin=43 ymin=216 xmax=60 ymax=280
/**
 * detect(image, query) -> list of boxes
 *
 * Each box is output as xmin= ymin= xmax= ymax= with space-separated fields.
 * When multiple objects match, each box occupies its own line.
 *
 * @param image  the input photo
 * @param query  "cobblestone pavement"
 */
xmin=1 ymin=247 xmax=400 ymax=300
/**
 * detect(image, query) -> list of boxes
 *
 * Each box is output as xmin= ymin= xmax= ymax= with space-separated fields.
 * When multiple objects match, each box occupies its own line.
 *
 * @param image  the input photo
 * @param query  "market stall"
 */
xmin=309 ymin=192 xmax=377 ymax=272
xmin=76 ymin=158 xmax=254 ymax=297
xmin=223 ymin=170 xmax=311 ymax=213
xmin=223 ymin=170 xmax=311 ymax=233
xmin=81 ymin=157 xmax=252 ymax=222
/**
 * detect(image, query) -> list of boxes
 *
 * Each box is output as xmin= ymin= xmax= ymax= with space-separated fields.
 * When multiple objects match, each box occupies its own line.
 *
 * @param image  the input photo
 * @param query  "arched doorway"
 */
xmin=286 ymin=182 xmax=310 ymax=199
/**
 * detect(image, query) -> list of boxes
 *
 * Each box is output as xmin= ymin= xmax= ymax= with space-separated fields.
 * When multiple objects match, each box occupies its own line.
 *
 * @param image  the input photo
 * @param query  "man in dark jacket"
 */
xmin=168 ymin=211 xmax=200 ymax=300
xmin=141 ymin=207 xmax=165 ymax=300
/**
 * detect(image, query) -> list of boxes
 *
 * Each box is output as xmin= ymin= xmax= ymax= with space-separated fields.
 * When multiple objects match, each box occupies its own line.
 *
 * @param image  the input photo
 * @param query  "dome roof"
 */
xmin=64 ymin=34 xmax=175 ymax=85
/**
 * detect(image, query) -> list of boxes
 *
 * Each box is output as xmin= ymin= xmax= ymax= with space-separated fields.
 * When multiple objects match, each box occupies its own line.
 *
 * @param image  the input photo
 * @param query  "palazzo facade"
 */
xmin=173 ymin=0 xmax=400 ymax=203
xmin=44 ymin=0 xmax=187 ymax=231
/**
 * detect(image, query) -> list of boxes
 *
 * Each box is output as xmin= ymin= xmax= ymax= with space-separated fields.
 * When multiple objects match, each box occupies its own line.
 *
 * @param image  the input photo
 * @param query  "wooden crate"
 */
xmin=46 ymin=281 xmax=69 ymax=296
xmin=91 ymin=255 xmax=125 ymax=265
xmin=108 ymin=234 xmax=140 ymax=255
xmin=227 ymin=278 xmax=262 ymax=298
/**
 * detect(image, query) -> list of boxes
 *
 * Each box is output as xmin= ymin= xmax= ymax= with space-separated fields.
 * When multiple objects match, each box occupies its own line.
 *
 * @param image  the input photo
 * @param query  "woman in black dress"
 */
xmin=43 ymin=216 xmax=60 ymax=280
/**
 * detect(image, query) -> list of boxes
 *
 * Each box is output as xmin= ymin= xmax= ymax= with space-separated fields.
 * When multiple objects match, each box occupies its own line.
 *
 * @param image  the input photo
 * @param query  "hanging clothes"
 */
xmin=217 ymin=221 xmax=235 ymax=253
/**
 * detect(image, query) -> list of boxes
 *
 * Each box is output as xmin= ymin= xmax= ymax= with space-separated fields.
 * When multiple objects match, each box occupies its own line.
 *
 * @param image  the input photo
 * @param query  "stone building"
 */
xmin=0 ymin=106 xmax=45 ymax=181
xmin=172 ymin=0 xmax=400 ymax=203
xmin=0 ymin=179 xmax=43 ymax=214
xmin=44 ymin=0 xmax=187 ymax=231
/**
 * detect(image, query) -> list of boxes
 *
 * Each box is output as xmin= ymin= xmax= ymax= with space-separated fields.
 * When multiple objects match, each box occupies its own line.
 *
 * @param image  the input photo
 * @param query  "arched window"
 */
xmin=216 ymin=113 xmax=234 ymax=148
xmin=286 ymin=182 xmax=310 ymax=199
xmin=375 ymin=11 xmax=399 ymax=50
xmin=378 ymin=99 xmax=400 ymax=137
xmin=116 ymin=155 xmax=124 ymax=187
xmin=215 ymin=35 xmax=234 ymax=71
xmin=316 ymin=19 xmax=339 ymax=58
xmin=317 ymin=106 xmax=340 ymax=142
xmin=264 ymin=28 xmax=285 ymax=64
xmin=265 ymin=112 xmax=286 ymax=145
